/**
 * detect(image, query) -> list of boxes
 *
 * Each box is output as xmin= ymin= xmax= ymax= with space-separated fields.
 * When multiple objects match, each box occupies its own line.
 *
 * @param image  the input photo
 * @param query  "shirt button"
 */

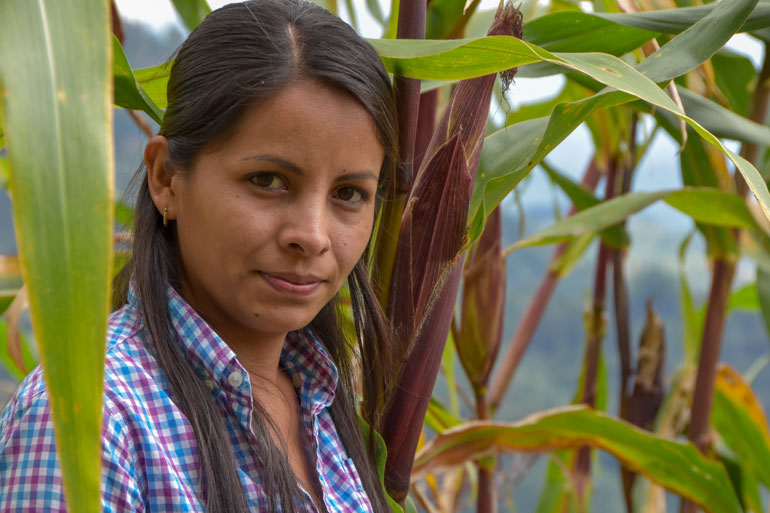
xmin=292 ymin=373 xmax=302 ymax=388
xmin=227 ymin=371 xmax=244 ymax=388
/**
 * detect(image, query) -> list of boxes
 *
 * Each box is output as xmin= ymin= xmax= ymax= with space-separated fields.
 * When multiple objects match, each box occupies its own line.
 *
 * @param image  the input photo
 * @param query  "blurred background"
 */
xmin=1 ymin=1 xmax=768 ymax=511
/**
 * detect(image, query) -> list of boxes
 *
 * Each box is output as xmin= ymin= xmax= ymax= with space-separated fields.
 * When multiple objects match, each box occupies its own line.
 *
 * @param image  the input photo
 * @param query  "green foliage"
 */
xmin=414 ymin=406 xmax=744 ymax=513
xmin=171 ymin=0 xmax=211 ymax=31
xmin=5 ymin=0 xmax=770 ymax=511
xmin=112 ymin=35 xmax=164 ymax=124
xmin=0 ymin=2 xmax=113 ymax=513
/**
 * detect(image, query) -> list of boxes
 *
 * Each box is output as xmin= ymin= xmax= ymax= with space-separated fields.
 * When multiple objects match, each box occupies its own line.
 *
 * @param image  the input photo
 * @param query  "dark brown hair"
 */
xmin=114 ymin=1 xmax=398 ymax=511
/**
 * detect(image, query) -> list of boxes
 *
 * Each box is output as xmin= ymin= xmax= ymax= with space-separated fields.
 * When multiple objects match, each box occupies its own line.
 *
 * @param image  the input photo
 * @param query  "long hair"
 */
xmin=113 ymin=2 xmax=398 ymax=511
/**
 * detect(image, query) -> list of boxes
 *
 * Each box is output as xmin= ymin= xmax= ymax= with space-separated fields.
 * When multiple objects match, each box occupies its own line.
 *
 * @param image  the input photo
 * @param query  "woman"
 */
xmin=0 ymin=1 xmax=398 ymax=511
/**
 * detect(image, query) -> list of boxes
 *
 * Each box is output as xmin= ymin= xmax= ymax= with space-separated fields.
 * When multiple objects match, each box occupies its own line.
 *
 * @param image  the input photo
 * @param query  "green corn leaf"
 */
xmin=535 ymin=451 xmax=579 ymax=513
xmin=505 ymin=191 xmax=666 ymax=250
xmin=413 ymin=406 xmax=743 ymax=513
xmin=679 ymin=231 xmax=703 ymax=364
xmin=0 ymin=294 xmax=13 ymax=318
xmin=371 ymin=38 xmax=680 ymax=114
xmin=663 ymin=188 xmax=759 ymax=230
xmin=365 ymin=0 xmax=385 ymax=25
xmin=757 ymin=267 xmax=770 ymax=347
xmin=468 ymin=0 xmax=763 ymax=240
xmin=115 ymin=201 xmax=135 ymax=230
xmin=0 ymin=1 xmax=113 ymax=513
xmin=524 ymin=11 xmax=657 ymax=54
xmin=425 ymin=397 xmax=463 ymax=433
xmin=0 ymin=155 xmax=7 ymax=190
xmin=133 ymin=62 xmax=172 ymax=111
xmin=441 ymin=329 xmax=461 ymax=416
xmin=542 ymin=165 xmax=629 ymax=249
xmin=506 ymin=188 xmax=758 ymax=251
xmin=112 ymin=36 xmax=164 ymax=124
xmin=357 ymin=415 xmax=405 ymax=513
xmin=549 ymin=233 xmax=596 ymax=278
xmin=712 ymin=49 xmax=756 ymax=117
xmin=634 ymin=0 xmax=758 ymax=82
xmin=426 ymin=0 xmax=466 ymax=39
xmin=171 ymin=0 xmax=211 ymax=31
xmin=711 ymin=364 xmax=770 ymax=490
xmin=0 ymin=318 xmax=37 ymax=381
xmin=597 ymin=0 xmax=770 ymax=34
xmin=727 ymin=284 xmax=760 ymax=313
xmin=677 ymin=135 xmax=739 ymax=260
xmin=384 ymin=0 xmax=399 ymax=39
xmin=676 ymin=88 xmax=770 ymax=148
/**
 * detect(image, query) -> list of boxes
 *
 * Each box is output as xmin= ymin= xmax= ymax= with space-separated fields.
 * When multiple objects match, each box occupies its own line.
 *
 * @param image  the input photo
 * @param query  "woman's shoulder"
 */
xmin=0 ymin=303 xmax=183 ymax=512
xmin=1 ymin=303 xmax=163 ymax=438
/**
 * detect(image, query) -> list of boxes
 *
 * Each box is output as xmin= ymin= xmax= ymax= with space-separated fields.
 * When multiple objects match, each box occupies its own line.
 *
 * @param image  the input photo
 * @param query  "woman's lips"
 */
xmin=259 ymin=271 xmax=323 ymax=296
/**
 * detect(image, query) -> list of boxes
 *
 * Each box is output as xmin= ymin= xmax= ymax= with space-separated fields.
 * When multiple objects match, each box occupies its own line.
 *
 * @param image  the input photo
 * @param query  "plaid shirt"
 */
xmin=0 ymin=285 xmax=372 ymax=512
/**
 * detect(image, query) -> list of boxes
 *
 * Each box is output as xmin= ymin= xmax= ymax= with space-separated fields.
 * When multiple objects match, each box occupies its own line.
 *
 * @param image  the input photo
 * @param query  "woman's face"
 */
xmin=166 ymin=80 xmax=384 ymax=344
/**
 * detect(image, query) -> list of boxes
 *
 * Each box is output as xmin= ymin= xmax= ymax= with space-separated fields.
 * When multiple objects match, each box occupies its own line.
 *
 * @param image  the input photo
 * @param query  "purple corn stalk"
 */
xmin=380 ymin=3 xmax=522 ymax=504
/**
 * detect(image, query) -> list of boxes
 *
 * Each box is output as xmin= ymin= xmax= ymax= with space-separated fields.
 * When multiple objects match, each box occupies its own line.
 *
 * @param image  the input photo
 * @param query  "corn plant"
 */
xmin=3 ymin=0 xmax=770 ymax=512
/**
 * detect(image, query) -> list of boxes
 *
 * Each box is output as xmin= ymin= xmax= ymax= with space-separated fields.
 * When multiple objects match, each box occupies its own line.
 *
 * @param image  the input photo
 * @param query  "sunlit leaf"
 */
xmin=524 ymin=11 xmax=657 ymax=54
xmin=133 ymin=62 xmax=172 ymax=111
xmin=505 ymin=187 xmax=758 ymax=252
xmin=597 ymin=0 xmax=770 ymax=34
xmin=425 ymin=397 xmax=463 ymax=433
xmin=413 ymin=406 xmax=743 ymax=513
xmin=115 ymin=201 xmax=135 ymax=230
xmin=727 ymin=284 xmax=760 ymax=313
xmin=0 ymin=2 xmax=113 ymax=513
xmin=171 ymin=0 xmax=211 ymax=31
xmin=371 ymin=38 xmax=680 ymax=116
xmin=663 ymin=188 xmax=759 ymax=230
xmin=507 ymin=191 xmax=667 ymax=250
xmin=112 ymin=36 xmax=164 ymax=124
xmin=711 ymin=364 xmax=770 ymax=489
xmin=634 ymin=0 xmax=758 ymax=82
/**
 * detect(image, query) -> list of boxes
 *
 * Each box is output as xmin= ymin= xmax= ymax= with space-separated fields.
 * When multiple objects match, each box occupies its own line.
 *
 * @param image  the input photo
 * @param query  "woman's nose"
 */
xmin=278 ymin=200 xmax=331 ymax=256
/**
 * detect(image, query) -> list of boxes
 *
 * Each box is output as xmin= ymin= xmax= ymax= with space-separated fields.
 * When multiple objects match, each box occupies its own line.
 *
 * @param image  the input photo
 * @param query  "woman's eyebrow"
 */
xmin=335 ymin=171 xmax=379 ymax=182
xmin=240 ymin=154 xmax=378 ymax=182
xmin=240 ymin=154 xmax=304 ymax=175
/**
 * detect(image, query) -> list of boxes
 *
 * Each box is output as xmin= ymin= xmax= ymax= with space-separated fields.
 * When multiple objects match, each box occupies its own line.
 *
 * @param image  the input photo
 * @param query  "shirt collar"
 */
xmin=128 ymin=281 xmax=339 ymax=415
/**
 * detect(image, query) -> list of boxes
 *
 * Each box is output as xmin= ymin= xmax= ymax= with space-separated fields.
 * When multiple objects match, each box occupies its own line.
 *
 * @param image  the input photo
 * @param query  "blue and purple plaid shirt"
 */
xmin=0 ymin=285 xmax=372 ymax=512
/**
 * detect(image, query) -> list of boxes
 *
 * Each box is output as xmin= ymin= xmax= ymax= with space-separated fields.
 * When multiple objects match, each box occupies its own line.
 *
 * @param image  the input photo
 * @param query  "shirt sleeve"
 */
xmin=0 ymin=389 xmax=144 ymax=513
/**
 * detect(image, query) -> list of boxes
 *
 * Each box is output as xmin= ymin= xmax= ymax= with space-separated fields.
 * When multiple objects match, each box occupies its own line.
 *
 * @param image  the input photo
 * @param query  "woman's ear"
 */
xmin=144 ymin=135 xmax=181 ymax=222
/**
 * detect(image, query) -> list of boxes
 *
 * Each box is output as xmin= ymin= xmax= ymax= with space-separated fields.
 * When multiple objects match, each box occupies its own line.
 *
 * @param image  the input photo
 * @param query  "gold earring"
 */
xmin=162 ymin=207 xmax=168 ymax=227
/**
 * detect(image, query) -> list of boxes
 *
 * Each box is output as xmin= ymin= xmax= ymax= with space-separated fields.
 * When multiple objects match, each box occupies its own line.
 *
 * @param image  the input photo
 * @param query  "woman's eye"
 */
xmin=335 ymin=187 xmax=365 ymax=203
xmin=250 ymin=173 xmax=285 ymax=190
